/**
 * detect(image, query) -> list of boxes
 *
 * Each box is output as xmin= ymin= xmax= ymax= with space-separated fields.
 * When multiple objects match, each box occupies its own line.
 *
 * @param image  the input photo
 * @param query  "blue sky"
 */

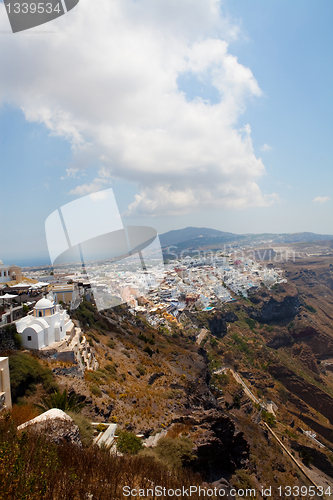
xmin=0 ymin=0 xmax=332 ymax=265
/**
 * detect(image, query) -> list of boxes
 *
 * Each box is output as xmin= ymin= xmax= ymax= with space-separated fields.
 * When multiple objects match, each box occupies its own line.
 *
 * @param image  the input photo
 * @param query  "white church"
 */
xmin=16 ymin=298 xmax=74 ymax=350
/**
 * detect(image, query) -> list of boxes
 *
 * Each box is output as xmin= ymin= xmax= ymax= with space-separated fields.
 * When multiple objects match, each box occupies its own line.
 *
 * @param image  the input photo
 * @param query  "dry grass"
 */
xmin=10 ymin=403 xmax=41 ymax=426
xmin=0 ymin=413 xmax=204 ymax=500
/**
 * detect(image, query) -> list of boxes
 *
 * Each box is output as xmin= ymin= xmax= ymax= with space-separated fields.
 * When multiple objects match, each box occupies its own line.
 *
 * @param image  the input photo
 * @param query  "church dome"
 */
xmin=34 ymin=298 xmax=54 ymax=310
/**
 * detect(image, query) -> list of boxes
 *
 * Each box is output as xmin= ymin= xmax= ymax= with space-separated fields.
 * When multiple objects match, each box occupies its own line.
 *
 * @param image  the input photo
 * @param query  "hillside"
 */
xmin=159 ymin=227 xmax=333 ymax=254
xmin=3 ymin=254 xmax=333 ymax=496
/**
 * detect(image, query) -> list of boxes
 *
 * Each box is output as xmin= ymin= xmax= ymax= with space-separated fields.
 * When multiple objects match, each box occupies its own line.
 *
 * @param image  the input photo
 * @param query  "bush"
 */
xmin=22 ymin=304 xmax=29 ymax=314
xmin=245 ymin=318 xmax=256 ymax=330
xmin=261 ymin=410 xmax=276 ymax=427
xmin=149 ymin=436 xmax=196 ymax=470
xmin=4 ymin=324 xmax=21 ymax=349
xmin=163 ymin=389 xmax=184 ymax=399
xmin=136 ymin=364 xmax=146 ymax=376
xmin=299 ymin=448 xmax=313 ymax=466
xmin=233 ymin=394 xmax=241 ymax=408
xmin=143 ymin=346 xmax=153 ymax=357
xmin=96 ymin=423 xmax=107 ymax=433
xmin=116 ymin=431 xmax=143 ymax=455
xmin=105 ymin=363 xmax=117 ymax=377
xmin=91 ymin=385 xmax=102 ymax=398
xmin=210 ymin=337 xmax=218 ymax=347
xmin=305 ymin=304 xmax=317 ymax=313
xmin=67 ymin=411 xmax=94 ymax=447
xmin=231 ymin=333 xmax=251 ymax=354
xmin=107 ymin=339 xmax=115 ymax=349
xmin=9 ymin=353 xmax=59 ymax=403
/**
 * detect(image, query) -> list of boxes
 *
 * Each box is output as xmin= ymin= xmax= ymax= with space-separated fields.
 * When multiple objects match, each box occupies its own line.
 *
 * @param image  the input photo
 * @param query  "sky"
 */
xmin=0 ymin=0 xmax=332 ymax=266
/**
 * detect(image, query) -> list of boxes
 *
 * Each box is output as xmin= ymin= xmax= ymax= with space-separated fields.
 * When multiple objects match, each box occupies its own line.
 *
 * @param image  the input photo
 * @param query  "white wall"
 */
xmin=20 ymin=326 xmax=45 ymax=350
xmin=0 ymin=357 xmax=12 ymax=409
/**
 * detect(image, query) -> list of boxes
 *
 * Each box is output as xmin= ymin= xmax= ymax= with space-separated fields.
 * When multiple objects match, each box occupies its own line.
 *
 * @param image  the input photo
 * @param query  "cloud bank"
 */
xmin=0 ymin=0 xmax=276 ymax=216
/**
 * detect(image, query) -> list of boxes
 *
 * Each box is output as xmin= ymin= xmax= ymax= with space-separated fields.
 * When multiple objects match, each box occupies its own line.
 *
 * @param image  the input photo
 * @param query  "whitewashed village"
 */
xmin=0 ymin=252 xmax=286 ymax=367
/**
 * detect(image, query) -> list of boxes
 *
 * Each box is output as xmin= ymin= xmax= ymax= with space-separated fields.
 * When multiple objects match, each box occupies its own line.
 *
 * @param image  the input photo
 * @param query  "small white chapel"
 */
xmin=16 ymin=298 xmax=74 ymax=350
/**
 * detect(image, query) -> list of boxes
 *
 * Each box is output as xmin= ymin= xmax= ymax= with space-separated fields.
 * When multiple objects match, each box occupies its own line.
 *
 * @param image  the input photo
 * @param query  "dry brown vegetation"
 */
xmin=0 ymin=413 xmax=204 ymax=500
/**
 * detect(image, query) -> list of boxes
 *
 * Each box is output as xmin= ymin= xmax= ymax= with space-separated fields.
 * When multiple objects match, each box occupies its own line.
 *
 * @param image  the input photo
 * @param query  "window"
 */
xmin=27 ymin=336 xmax=32 ymax=341
xmin=60 ymin=326 xmax=62 ymax=332
xmin=38 ymin=311 xmax=42 ymax=317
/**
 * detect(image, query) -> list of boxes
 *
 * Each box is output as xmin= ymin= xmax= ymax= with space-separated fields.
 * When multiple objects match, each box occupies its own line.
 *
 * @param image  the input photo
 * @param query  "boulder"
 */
xmin=17 ymin=408 xmax=82 ymax=447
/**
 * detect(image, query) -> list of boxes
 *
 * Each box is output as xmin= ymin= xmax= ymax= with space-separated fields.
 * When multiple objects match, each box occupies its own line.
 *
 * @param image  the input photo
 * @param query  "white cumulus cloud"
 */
xmin=313 ymin=196 xmax=331 ymax=204
xmin=0 ymin=0 xmax=277 ymax=216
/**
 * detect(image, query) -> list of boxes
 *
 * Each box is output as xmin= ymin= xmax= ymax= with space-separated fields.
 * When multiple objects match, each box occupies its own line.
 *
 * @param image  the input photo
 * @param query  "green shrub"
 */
xmin=299 ymin=448 xmax=313 ymax=466
xmin=67 ymin=411 xmax=94 ymax=447
xmin=245 ymin=318 xmax=256 ymax=330
xmin=261 ymin=410 xmax=276 ymax=427
xmin=116 ymin=431 xmax=143 ymax=455
xmin=305 ymin=304 xmax=317 ymax=313
xmin=87 ymin=331 xmax=100 ymax=343
xmin=210 ymin=337 xmax=218 ymax=347
xmin=107 ymin=339 xmax=116 ymax=349
xmin=163 ymin=389 xmax=184 ymax=399
xmin=136 ymin=364 xmax=146 ymax=376
xmin=232 ymin=470 xmax=256 ymax=497
xmin=143 ymin=346 xmax=153 ymax=357
xmin=96 ymin=423 xmax=107 ymax=432
xmin=150 ymin=437 xmax=196 ymax=470
xmin=91 ymin=385 xmax=102 ymax=398
xmin=231 ymin=333 xmax=251 ymax=354
xmin=9 ymin=353 xmax=58 ymax=403
xmin=139 ymin=334 xmax=155 ymax=345
xmin=4 ymin=324 xmax=21 ymax=349
xmin=233 ymin=394 xmax=241 ymax=408
xmin=105 ymin=363 xmax=117 ymax=377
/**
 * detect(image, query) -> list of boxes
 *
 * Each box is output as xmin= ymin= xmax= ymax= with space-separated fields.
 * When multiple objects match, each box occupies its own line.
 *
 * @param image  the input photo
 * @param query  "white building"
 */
xmin=0 ymin=259 xmax=22 ymax=284
xmin=16 ymin=298 xmax=74 ymax=350
xmin=0 ymin=357 xmax=12 ymax=410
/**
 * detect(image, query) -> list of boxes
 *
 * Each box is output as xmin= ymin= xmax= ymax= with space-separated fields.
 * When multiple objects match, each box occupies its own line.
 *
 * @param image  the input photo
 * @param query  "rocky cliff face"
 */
xmin=290 ymin=440 xmax=333 ymax=478
xmin=0 ymin=325 xmax=17 ymax=351
xmin=266 ymin=329 xmax=294 ymax=349
xmin=268 ymin=363 xmax=333 ymax=424
xmin=173 ymin=409 xmax=250 ymax=481
xmin=204 ymin=311 xmax=238 ymax=338
xmin=248 ymin=286 xmax=300 ymax=324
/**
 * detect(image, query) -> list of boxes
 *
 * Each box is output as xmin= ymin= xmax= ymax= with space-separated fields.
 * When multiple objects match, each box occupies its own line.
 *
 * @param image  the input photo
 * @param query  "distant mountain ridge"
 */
xmin=159 ymin=227 xmax=333 ymax=249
